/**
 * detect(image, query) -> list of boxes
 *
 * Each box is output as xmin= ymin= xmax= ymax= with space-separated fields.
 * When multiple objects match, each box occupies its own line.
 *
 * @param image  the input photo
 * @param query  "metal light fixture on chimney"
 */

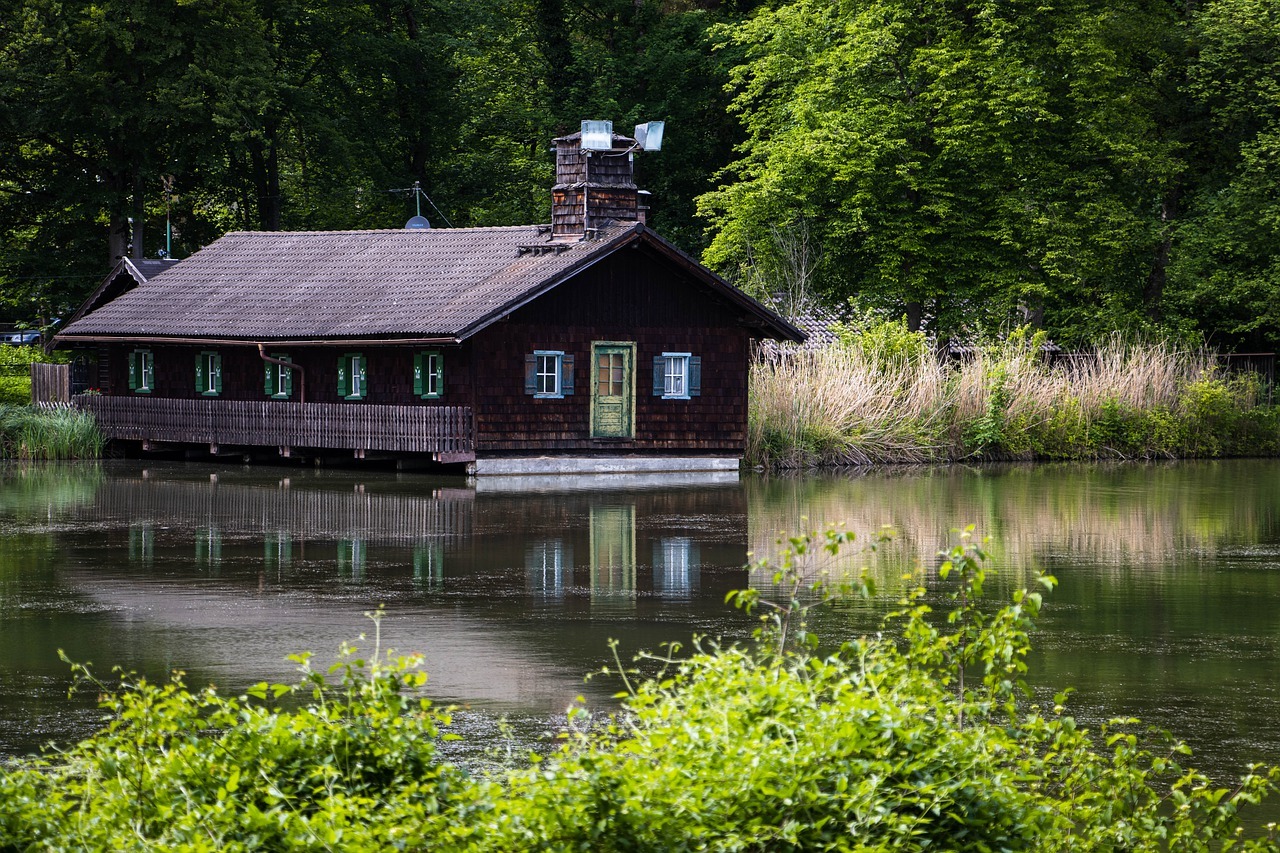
xmin=580 ymin=120 xmax=614 ymax=151
xmin=633 ymin=121 xmax=665 ymax=152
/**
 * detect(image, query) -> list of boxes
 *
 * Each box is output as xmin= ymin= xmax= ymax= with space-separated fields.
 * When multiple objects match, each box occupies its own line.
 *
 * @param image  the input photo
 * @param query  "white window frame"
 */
xmin=661 ymin=352 xmax=691 ymax=399
xmin=423 ymin=351 xmax=441 ymax=397
xmin=349 ymin=354 xmax=365 ymax=399
xmin=137 ymin=350 xmax=153 ymax=393
xmin=272 ymin=360 xmax=291 ymax=398
xmin=199 ymin=351 xmax=221 ymax=396
xmin=535 ymin=350 xmax=563 ymax=398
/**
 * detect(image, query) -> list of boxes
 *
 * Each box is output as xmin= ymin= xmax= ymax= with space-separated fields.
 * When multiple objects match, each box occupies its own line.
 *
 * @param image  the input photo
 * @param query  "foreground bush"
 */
xmin=749 ymin=326 xmax=1279 ymax=466
xmin=0 ymin=530 xmax=1277 ymax=850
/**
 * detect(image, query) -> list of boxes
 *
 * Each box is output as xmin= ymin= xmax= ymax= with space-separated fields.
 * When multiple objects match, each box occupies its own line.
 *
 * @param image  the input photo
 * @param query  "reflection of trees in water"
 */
xmin=746 ymin=461 xmax=1280 ymax=592
xmin=0 ymin=462 xmax=103 ymax=522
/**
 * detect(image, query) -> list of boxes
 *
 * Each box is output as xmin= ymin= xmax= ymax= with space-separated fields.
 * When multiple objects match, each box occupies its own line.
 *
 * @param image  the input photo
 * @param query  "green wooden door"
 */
xmin=591 ymin=342 xmax=635 ymax=438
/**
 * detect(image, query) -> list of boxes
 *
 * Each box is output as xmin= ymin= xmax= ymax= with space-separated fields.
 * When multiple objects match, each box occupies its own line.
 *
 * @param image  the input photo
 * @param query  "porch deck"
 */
xmin=73 ymin=395 xmax=474 ymax=459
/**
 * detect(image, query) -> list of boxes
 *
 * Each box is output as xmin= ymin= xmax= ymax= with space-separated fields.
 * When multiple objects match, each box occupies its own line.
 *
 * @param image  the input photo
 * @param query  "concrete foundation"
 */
xmin=471 ymin=456 xmax=741 ymax=476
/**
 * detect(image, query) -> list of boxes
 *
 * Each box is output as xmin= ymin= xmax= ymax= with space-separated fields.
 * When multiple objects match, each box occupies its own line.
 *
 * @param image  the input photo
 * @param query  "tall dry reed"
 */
xmin=750 ymin=334 xmax=1251 ymax=467
xmin=749 ymin=346 xmax=951 ymax=466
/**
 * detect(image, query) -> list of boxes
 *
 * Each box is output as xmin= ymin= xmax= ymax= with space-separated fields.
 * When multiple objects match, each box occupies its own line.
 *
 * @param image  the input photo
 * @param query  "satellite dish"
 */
xmin=405 ymin=215 xmax=431 ymax=230
xmin=634 ymin=121 xmax=665 ymax=152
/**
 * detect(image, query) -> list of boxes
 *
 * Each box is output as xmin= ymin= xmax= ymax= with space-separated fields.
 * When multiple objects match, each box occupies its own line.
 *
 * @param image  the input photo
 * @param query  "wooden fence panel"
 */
xmin=30 ymin=363 xmax=70 ymax=403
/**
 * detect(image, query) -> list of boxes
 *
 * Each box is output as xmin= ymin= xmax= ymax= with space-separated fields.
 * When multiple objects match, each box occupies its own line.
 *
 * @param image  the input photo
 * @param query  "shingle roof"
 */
xmin=58 ymin=223 xmax=804 ymax=344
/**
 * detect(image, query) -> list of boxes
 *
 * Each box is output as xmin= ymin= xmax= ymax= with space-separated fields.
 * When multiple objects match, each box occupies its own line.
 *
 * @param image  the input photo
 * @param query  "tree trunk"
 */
xmin=905 ymin=300 xmax=923 ymax=333
xmin=1145 ymin=188 xmax=1179 ymax=323
xmin=131 ymin=175 xmax=145 ymax=259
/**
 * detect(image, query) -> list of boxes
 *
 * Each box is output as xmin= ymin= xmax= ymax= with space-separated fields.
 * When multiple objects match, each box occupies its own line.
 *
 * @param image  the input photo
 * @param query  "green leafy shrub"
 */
xmin=0 ymin=617 xmax=485 ymax=851
xmin=0 ymin=376 xmax=29 ymax=406
xmin=831 ymin=313 xmax=929 ymax=366
xmin=2 ymin=532 xmax=1278 ymax=850
xmin=488 ymin=529 xmax=1280 ymax=851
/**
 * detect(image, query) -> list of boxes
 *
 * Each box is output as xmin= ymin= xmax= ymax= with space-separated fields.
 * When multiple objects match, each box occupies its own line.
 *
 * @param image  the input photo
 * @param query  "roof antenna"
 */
xmin=389 ymin=181 xmax=453 ymax=229
xmin=160 ymin=175 xmax=174 ymax=258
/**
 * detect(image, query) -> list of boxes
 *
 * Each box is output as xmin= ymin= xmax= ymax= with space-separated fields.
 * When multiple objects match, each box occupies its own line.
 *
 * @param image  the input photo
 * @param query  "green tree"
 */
xmin=0 ymin=0 xmax=274 ymax=319
xmin=700 ymin=0 xmax=1189 ymax=343
xmin=1168 ymin=0 xmax=1280 ymax=351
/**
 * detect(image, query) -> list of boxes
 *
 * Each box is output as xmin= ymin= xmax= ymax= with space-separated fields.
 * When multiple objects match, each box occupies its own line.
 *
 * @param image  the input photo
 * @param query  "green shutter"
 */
xmin=264 ymin=358 xmax=275 ymax=397
xmin=413 ymin=352 xmax=424 ymax=396
xmin=212 ymin=354 xmax=223 ymax=394
xmin=561 ymin=354 xmax=574 ymax=396
xmin=689 ymin=356 xmax=701 ymax=397
xmin=355 ymin=355 xmax=366 ymax=398
xmin=194 ymin=353 xmax=204 ymax=392
xmin=337 ymin=355 xmax=349 ymax=398
xmin=431 ymin=351 xmax=443 ymax=397
xmin=128 ymin=351 xmax=138 ymax=391
xmin=524 ymin=354 xmax=537 ymax=395
xmin=653 ymin=356 xmax=664 ymax=396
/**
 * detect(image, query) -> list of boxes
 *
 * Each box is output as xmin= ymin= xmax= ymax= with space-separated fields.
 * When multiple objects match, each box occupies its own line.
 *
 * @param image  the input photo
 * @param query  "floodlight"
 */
xmin=634 ymin=121 xmax=665 ymax=152
xmin=580 ymin=120 xmax=614 ymax=150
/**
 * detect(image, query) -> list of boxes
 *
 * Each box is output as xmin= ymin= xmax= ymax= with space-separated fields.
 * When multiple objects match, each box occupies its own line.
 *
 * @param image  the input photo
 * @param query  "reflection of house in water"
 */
xmin=526 ymin=539 xmax=570 ymax=597
xmin=477 ymin=487 xmax=748 ymax=611
xmin=74 ymin=467 xmax=748 ymax=608
xmin=590 ymin=505 xmax=636 ymax=608
xmin=654 ymin=537 xmax=698 ymax=597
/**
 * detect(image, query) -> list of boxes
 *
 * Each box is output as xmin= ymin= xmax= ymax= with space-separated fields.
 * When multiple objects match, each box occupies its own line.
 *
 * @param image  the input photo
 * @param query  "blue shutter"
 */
xmin=561 ymin=354 xmax=574 ymax=396
xmin=653 ymin=356 xmax=665 ymax=396
xmin=689 ymin=356 xmax=701 ymax=397
xmin=524 ymin=354 xmax=537 ymax=395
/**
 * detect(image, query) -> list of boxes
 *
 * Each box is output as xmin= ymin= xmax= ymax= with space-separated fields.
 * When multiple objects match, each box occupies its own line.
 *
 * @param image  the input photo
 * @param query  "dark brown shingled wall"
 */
xmin=471 ymin=248 xmax=750 ymax=455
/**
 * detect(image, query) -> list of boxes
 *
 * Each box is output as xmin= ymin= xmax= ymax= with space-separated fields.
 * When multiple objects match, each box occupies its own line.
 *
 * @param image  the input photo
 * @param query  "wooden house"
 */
xmin=55 ymin=130 xmax=803 ymax=474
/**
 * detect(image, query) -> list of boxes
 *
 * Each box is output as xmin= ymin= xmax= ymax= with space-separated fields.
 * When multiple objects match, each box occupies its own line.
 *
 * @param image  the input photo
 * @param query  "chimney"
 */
xmin=551 ymin=122 xmax=641 ymax=240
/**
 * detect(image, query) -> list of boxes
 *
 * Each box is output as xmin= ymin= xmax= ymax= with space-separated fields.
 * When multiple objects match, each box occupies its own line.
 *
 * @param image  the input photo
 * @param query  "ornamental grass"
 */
xmin=749 ymin=329 xmax=1268 ymax=467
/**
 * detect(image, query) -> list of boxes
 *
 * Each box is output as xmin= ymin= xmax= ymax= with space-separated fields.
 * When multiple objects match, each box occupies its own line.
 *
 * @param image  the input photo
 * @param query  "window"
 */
xmin=653 ymin=353 xmax=701 ymax=399
xmin=414 ymin=351 xmax=443 ymax=398
xmin=128 ymin=349 xmax=153 ymax=394
xmin=264 ymin=353 xmax=293 ymax=399
xmin=337 ymin=352 xmax=367 ymax=400
xmin=195 ymin=351 xmax=222 ymax=396
xmin=525 ymin=350 xmax=574 ymax=398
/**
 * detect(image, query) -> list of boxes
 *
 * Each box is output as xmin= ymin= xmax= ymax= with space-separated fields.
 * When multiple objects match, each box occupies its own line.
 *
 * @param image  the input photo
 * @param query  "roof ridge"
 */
xmin=222 ymin=224 xmax=553 ymax=237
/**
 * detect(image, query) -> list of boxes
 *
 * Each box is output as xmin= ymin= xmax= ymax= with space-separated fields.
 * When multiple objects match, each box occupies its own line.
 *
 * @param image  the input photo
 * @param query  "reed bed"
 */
xmin=0 ymin=404 xmax=103 ymax=460
xmin=749 ymin=334 xmax=1276 ymax=468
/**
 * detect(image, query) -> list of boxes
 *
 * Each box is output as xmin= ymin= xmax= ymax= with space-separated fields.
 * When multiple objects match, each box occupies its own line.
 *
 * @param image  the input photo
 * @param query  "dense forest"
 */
xmin=2 ymin=0 xmax=1279 ymax=350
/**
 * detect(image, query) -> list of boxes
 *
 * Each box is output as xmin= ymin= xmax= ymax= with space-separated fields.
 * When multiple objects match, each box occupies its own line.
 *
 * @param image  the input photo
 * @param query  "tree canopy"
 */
xmin=2 ymin=0 xmax=1279 ymax=349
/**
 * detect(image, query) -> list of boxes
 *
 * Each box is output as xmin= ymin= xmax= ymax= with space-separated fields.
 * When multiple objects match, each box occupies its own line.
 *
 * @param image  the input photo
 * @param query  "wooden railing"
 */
xmin=73 ymin=395 xmax=473 ymax=456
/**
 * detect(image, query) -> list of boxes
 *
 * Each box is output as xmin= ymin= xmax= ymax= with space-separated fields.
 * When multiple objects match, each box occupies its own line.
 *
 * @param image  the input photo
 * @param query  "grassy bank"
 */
xmin=0 ymin=405 xmax=103 ymax=460
xmin=749 ymin=328 xmax=1279 ymax=467
xmin=0 ymin=531 xmax=1275 ymax=850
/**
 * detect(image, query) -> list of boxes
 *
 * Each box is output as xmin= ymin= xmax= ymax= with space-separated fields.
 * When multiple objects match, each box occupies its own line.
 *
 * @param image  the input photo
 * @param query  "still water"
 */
xmin=2 ymin=459 xmax=1279 ymax=792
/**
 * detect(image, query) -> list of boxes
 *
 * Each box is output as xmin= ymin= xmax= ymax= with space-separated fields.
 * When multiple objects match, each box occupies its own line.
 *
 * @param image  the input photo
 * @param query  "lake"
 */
xmin=2 ymin=459 xmax=1278 ymax=797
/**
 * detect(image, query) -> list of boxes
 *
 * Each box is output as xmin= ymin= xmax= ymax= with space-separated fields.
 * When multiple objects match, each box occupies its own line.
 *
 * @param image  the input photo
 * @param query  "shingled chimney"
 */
xmin=551 ymin=122 xmax=644 ymax=240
